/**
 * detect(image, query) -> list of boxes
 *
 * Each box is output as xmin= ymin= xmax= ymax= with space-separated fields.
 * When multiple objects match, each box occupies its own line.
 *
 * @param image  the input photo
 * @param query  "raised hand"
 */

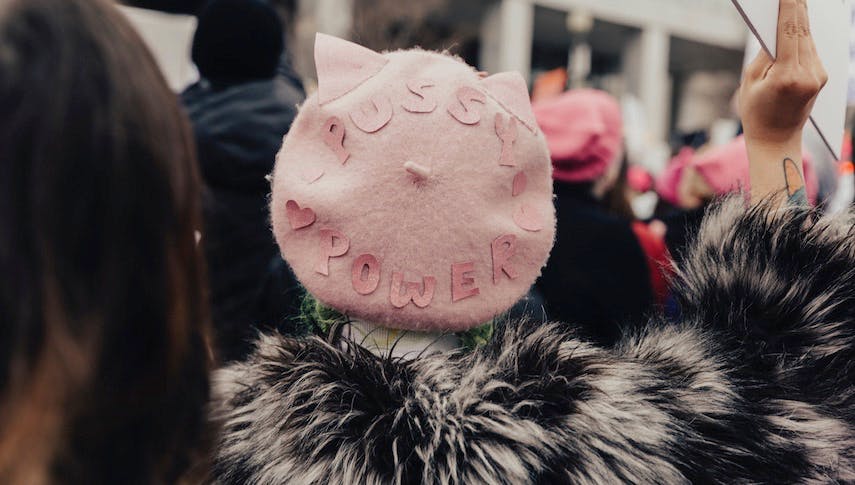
xmin=739 ymin=0 xmax=827 ymax=206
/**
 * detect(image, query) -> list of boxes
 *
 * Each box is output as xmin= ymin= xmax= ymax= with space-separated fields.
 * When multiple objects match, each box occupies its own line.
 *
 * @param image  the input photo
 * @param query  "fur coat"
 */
xmin=210 ymin=200 xmax=855 ymax=484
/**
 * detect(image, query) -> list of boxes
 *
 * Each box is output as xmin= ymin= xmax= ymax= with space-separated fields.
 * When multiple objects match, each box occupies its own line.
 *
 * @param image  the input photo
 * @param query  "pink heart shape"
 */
xmin=301 ymin=166 xmax=325 ymax=184
xmin=513 ymin=204 xmax=543 ymax=232
xmin=512 ymin=171 xmax=527 ymax=197
xmin=286 ymin=200 xmax=316 ymax=230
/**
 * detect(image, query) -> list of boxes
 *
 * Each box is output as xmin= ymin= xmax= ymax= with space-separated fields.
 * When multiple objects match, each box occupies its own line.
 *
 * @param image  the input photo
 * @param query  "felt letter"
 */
xmin=315 ymin=33 xmax=389 ymax=105
xmin=352 ymin=254 xmax=381 ymax=295
xmin=481 ymin=71 xmax=538 ymax=132
xmin=301 ymin=166 xmax=325 ymax=184
xmin=402 ymin=79 xmax=437 ymax=113
xmin=492 ymin=234 xmax=520 ymax=284
xmin=512 ymin=171 xmax=527 ymax=197
xmin=315 ymin=229 xmax=350 ymax=276
xmin=451 ymin=262 xmax=480 ymax=302
xmin=495 ymin=114 xmax=518 ymax=167
xmin=447 ymin=86 xmax=486 ymax=125
xmin=322 ymin=117 xmax=350 ymax=164
xmin=350 ymin=94 xmax=393 ymax=133
xmin=513 ymin=204 xmax=544 ymax=232
xmin=285 ymin=200 xmax=316 ymax=230
xmin=389 ymin=272 xmax=436 ymax=308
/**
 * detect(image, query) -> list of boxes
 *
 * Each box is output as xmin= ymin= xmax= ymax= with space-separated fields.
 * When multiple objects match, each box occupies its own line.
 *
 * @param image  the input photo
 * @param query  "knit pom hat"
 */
xmin=270 ymin=34 xmax=556 ymax=332
xmin=532 ymin=89 xmax=623 ymax=183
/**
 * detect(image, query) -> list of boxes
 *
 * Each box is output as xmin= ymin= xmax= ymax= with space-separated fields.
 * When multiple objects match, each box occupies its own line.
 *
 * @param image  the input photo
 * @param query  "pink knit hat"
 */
xmin=656 ymin=136 xmax=818 ymax=205
xmin=270 ymin=34 xmax=556 ymax=332
xmin=693 ymin=136 xmax=818 ymax=203
xmin=532 ymin=89 xmax=623 ymax=183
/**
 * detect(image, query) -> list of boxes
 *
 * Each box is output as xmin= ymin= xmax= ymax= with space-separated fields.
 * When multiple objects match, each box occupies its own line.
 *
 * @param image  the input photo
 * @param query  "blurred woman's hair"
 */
xmin=122 ymin=0 xmax=206 ymax=15
xmin=0 ymin=0 xmax=211 ymax=482
xmin=602 ymin=156 xmax=636 ymax=220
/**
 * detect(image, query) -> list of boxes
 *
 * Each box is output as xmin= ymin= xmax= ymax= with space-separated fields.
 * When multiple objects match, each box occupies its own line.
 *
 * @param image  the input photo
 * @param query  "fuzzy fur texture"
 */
xmin=211 ymin=199 xmax=855 ymax=484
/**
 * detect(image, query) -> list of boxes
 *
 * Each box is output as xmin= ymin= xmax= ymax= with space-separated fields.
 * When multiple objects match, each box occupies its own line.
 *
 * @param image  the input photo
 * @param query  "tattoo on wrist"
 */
xmin=783 ymin=157 xmax=808 ymax=207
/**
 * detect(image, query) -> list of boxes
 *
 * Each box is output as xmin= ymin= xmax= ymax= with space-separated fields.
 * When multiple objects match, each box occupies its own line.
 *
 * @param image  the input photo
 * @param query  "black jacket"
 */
xmin=182 ymin=68 xmax=305 ymax=362
xmin=211 ymin=200 xmax=855 ymax=483
xmin=536 ymin=183 xmax=654 ymax=345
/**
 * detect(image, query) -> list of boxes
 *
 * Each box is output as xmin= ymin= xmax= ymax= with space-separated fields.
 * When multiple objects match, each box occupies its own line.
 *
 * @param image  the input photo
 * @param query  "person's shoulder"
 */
xmin=179 ymin=80 xmax=208 ymax=105
xmin=675 ymin=198 xmax=855 ymax=403
xmin=271 ymin=74 xmax=305 ymax=108
xmin=209 ymin=322 xmax=606 ymax=482
xmin=207 ymin=321 xmax=717 ymax=483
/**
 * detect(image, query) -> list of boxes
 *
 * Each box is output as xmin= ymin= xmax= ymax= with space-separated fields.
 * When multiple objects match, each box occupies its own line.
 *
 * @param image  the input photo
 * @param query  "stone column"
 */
xmin=313 ymin=0 xmax=354 ymax=38
xmin=624 ymin=25 xmax=671 ymax=142
xmin=480 ymin=0 xmax=535 ymax=81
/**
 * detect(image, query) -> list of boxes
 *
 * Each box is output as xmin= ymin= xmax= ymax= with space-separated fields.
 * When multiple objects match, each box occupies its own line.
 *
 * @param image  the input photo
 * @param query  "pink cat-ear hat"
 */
xmin=270 ymin=33 xmax=556 ymax=332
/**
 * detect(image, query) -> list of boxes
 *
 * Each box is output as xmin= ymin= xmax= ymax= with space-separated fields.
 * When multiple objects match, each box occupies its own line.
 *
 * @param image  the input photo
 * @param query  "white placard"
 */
xmin=118 ymin=6 xmax=199 ymax=93
xmin=732 ymin=0 xmax=851 ymax=159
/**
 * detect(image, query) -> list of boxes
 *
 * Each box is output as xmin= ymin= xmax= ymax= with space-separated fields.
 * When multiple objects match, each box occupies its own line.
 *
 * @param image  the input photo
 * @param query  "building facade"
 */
xmin=301 ymin=0 xmax=748 ymax=153
xmin=479 ymin=0 xmax=746 ymax=144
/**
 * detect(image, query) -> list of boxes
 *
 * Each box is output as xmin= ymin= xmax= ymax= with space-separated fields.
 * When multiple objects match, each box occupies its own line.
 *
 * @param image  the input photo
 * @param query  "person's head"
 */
xmin=123 ymin=0 xmax=206 ymax=14
xmin=269 ymin=34 xmax=556 ymax=334
xmin=532 ymin=89 xmax=625 ymax=196
xmin=0 ymin=0 xmax=210 ymax=482
xmin=657 ymin=136 xmax=818 ymax=209
xmin=192 ymin=0 xmax=284 ymax=86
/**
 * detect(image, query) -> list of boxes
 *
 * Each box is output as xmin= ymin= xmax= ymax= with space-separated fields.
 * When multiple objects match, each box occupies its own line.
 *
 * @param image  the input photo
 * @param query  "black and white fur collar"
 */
xmin=211 ymin=200 xmax=855 ymax=484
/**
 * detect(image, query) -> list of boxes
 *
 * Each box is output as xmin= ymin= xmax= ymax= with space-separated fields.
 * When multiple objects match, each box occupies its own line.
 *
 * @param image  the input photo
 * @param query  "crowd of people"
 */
xmin=0 ymin=0 xmax=852 ymax=483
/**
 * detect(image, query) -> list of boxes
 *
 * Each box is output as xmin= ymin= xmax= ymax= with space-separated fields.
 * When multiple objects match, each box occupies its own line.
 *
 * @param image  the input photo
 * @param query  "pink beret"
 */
xmin=270 ymin=34 xmax=556 ymax=332
xmin=692 ymin=135 xmax=818 ymax=204
xmin=656 ymin=137 xmax=818 ymax=205
xmin=532 ymin=89 xmax=623 ymax=183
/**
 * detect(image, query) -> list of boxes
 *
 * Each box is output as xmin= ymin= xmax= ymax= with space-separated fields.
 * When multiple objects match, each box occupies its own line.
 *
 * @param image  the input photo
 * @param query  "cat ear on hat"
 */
xmin=314 ymin=33 xmax=388 ymax=105
xmin=480 ymin=72 xmax=537 ymax=133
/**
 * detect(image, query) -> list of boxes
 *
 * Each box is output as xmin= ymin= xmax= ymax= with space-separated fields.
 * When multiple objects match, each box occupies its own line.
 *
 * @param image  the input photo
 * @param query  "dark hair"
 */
xmin=603 ymin=156 xmax=636 ymax=220
xmin=192 ymin=0 xmax=284 ymax=85
xmin=122 ymin=0 xmax=207 ymax=15
xmin=0 ymin=0 xmax=211 ymax=482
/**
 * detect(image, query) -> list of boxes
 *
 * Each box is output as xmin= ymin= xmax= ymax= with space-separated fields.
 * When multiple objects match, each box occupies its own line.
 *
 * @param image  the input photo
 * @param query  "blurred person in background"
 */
xmin=534 ymin=89 xmax=670 ymax=346
xmin=656 ymin=135 xmax=817 ymax=256
xmin=0 ymin=0 xmax=211 ymax=482
xmin=827 ymin=128 xmax=855 ymax=214
xmin=182 ymin=0 xmax=306 ymax=363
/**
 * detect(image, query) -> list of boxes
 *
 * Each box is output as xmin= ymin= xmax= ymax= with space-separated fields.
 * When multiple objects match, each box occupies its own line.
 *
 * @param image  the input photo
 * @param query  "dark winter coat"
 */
xmin=661 ymin=205 xmax=707 ymax=260
xmin=211 ymin=199 xmax=855 ymax=483
xmin=182 ymin=68 xmax=305 ymax=362
xmin=536 ymin=183 xmax=655 ymax=345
